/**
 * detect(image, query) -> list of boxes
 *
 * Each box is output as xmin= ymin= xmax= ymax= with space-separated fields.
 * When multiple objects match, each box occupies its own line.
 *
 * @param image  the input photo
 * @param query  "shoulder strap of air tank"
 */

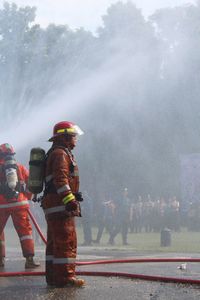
xmin=46 ymin=145 xmax=71 ymax=160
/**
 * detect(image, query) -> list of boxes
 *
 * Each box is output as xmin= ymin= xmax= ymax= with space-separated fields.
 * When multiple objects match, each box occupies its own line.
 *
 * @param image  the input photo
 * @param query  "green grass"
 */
xmin=3 ymin=224 xmax=200 ymax=254
xmin=78 ymin=227 xmax=200 ymax=253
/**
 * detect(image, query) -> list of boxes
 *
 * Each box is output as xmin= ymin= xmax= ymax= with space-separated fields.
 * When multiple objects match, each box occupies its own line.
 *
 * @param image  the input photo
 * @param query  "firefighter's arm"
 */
xmin=51 ymin=150 xmax=78 ymax=210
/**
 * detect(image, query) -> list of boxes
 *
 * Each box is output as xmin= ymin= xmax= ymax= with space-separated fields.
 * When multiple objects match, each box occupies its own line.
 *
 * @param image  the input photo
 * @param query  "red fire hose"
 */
xmin=1 ymin=257 xmax=200 ymax=285
xmin=0 ymin=210 xmax=195 ymax=285
xmin=76 ymin=257 xmax=200 ymax=265
xmin=28 ymin=209 xmax=47 ymax=244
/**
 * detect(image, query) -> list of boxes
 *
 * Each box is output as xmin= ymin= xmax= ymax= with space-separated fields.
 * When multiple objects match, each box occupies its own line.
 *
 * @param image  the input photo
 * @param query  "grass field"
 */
xmin=3 ymin=222 xmax=200 ymax=254
xmin=77 ymin=227 xmax=200 ymax=254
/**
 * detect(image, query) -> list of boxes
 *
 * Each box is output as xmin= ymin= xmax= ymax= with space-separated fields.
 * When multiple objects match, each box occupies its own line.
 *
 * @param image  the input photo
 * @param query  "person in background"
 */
xmin=0 ymin=143 xmax=40 ymax=268
xmin=81 ymin=190 xmax=93 ymax=246
xmin=167 ymin=196 xmax=180 ymax=231
xmin=94 ymin=195 xmax=115 ymax=244
xmin=109 ymin=188 xmax=131 ymax=245
xmin=0 ymin=232 xmax=5 ymax=267
xmin=42 ymin=121 xmax=85 ymax=287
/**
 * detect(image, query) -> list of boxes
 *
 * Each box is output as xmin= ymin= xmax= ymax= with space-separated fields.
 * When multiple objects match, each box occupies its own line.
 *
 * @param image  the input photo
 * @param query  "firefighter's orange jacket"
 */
xmin=42 ymin=147 xmax=79 ymax=217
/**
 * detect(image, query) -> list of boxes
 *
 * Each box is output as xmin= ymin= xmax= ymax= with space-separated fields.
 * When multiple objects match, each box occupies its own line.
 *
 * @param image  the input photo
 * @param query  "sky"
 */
xmin=0 ymin=0 xmax=196 ymax=32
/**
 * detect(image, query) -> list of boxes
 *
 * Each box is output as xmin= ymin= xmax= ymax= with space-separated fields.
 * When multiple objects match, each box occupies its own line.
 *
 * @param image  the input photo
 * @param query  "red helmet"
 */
xmin=49 ymin=121 xmax=84 ymax=142
xmin=0 ymin=143 xmax=15 ymax=155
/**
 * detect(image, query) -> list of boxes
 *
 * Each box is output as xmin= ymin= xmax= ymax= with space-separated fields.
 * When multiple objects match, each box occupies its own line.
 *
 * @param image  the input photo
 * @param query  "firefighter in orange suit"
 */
xmin=0 ymin=232 xmax=5 ymax=267
xmin=42 ymin=121 xmax=85 ymax=287
xmin=0 ymin=143 xmax=40 ymax=268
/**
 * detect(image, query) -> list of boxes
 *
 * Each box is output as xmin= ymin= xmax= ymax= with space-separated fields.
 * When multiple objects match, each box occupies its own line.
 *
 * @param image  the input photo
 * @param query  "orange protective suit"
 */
xmin=0 ymin=161 xmax=35 ymax=258
xmin=42 ymin=145 xmax=80 ymax=286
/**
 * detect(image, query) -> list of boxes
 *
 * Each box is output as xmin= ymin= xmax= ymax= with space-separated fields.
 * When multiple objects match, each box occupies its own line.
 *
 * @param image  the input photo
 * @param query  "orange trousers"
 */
xmin=0 ymin=209 xmax=35 ymax=257
xmin=45 ymin=216 xmax=77 ymax=286
xmin=0 ymin=231 xmax=5 ymax=258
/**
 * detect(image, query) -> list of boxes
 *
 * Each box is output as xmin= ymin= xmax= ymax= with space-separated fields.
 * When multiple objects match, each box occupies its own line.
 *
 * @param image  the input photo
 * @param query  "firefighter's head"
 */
xmin=0 ymin=143 xmax=15 ymax=159
xmin=49 ymin=121 xmax=84 ymax=149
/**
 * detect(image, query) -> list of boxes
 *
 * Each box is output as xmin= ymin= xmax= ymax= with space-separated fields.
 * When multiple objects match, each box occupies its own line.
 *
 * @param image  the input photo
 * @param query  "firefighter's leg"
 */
xmin=95 ymin=221 xmax=104 ymax=243
xmin=11 ymin=209 xmax=40 ymax=268
xmin=109 ymin=221 xmax=120 ymax=245
xmin=0 ymin=211 xmax=10 ymax=267
xmin=49 ymin=216 xmax=85 ymax=287
xmin=0 ymin=231 xmax=5 ymax=267
xmin=122 ymin=220 xmax=129 ymax=245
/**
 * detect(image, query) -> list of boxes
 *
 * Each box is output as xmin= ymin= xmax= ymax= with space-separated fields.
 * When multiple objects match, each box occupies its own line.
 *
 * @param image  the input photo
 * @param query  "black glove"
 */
xmin=74 ymin=192 xmax=84 ymax=202
xmin=65 ymin=200 xmax=79 ymax=212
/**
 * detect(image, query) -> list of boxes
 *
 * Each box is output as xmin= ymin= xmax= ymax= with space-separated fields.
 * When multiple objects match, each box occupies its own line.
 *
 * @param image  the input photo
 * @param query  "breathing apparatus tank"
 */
xmin=4 ymin=155 xmax=18 ymax=190
xmin=28 ymin=148 xmax=46 ymax=194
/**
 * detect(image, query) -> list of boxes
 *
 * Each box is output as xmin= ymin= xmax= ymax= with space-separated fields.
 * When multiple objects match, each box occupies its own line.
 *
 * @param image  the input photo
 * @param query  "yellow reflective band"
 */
xmin=56 ymin=128 xmax=76 ymax=134
xmin=56 ymin=129 xmax=65 ymax=133
xmin=62 ymin=193 xmax=75 ymax=204
xmin=66 ymin=128 xmax=76 ymax=133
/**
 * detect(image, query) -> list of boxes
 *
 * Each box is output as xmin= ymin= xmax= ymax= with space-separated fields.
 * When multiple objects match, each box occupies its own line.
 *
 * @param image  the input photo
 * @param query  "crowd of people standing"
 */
xmin=80 ymin=189 xmax=193 ymax=246
xmin=28 ymin=188 xmax=200 ymax=248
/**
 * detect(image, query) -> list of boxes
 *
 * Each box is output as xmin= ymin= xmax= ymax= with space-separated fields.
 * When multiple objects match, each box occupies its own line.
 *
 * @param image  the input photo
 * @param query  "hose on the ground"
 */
xmin=6 ymin=210 xmax=194 ymax=285
xmin=1 ymin=257 xmax=200 ymax=285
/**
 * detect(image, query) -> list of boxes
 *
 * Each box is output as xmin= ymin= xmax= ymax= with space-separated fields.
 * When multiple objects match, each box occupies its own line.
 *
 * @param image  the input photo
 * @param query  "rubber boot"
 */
xmin=0 ymin=257 xmax=5 ymax=267
xmin=25 ymin=256 xmax=40 ymax=269
xmin=59 ymin=277 xmax=85 ymax=287
xmin=67 ymin=277 xmax=85 ymax=287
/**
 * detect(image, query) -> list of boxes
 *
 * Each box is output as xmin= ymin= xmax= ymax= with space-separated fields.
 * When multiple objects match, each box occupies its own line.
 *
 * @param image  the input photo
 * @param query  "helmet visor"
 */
xmin=73 ymin=125 xmax=84 ymax=136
